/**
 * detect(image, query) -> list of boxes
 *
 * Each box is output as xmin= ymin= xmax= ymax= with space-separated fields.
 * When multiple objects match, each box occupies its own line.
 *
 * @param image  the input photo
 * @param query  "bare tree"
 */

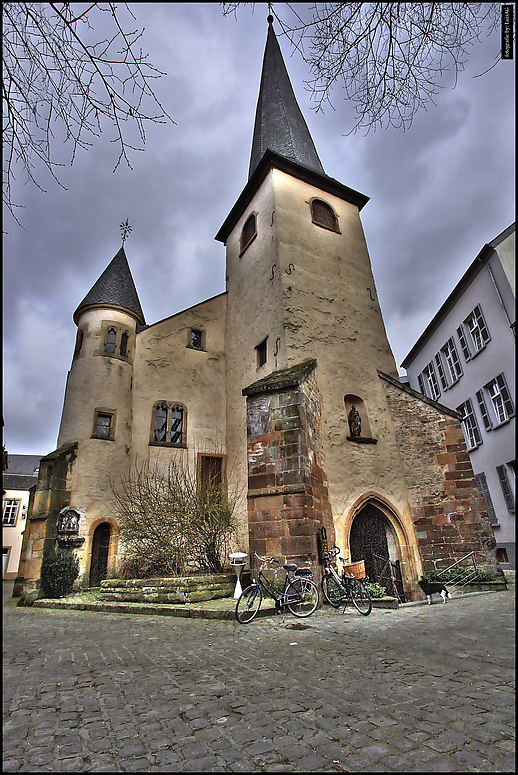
xmin=222 ymin=3 xmax=503 ymax=132
xmin=110 ymin=453 xmax=239 ymax=579
xmin=3 ymin=2 xmax=174 ymax=222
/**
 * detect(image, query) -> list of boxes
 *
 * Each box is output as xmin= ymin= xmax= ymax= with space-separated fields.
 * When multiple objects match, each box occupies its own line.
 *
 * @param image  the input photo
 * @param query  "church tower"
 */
xmin=217 ymin=18 xmax=498 ymax=595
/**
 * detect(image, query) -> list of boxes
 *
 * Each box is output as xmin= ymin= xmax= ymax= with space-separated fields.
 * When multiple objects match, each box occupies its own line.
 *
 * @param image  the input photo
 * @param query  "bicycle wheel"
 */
xmin=322 ymin=574 xmax=343 ymax=608
xmin=286 ymin=577 xmax=319 ymax=617
xmin=236 ymin=584 xmax=262 ymax=623
xmin=350 ymin=579 xmax=372 ymax=616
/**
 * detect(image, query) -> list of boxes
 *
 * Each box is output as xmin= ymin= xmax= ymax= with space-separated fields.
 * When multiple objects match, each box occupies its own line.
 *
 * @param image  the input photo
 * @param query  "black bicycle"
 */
xmin=236 ymin=552 xmax=320 ymax=624
xmin=321 ymin=547 xmax=372 ymax=616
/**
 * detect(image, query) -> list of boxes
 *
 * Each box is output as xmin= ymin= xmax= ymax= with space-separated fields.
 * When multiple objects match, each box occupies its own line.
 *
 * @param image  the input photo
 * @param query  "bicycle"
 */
xmin=321 ymin=547 xmax=372 ymax=616
xmin=235 ymin=552 xmax=320 ymax=624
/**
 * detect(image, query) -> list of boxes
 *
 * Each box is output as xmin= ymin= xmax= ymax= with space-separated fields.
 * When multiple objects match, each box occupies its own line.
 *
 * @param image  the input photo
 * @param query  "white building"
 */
xmin=3 ymin=454 xmax=42 ymax=579
xmin=402 ymin=224 xmax=515 ymax=569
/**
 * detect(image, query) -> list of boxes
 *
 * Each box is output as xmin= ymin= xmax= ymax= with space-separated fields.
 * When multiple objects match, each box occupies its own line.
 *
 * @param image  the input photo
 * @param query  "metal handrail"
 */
xmin=432 ymin=552 xmax=478 ymax=588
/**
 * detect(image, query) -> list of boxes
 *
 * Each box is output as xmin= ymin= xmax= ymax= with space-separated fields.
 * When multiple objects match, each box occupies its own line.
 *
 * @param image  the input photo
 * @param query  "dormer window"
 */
xmin=310 ymin=199 xmax=340 ymax=233
xmin=240 ymin=213 xmax=257 ymax=256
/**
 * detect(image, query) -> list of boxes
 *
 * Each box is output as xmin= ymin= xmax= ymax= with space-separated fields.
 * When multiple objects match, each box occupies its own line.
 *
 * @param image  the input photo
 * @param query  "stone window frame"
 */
xmin=2 ymin=498 xmax=20 ymax=527
xmin=186 ymin=328 xmax=206 ymax=351
xmin=95 ymin=320 xmax=133 ymax=363
xmin=239 ymin=212 xmax=258 ymax=257
xmin=309 ymin=198 xmax=341 ymax=234
xmin=149 ymin=401 xmax=187 ymax=448
xmin=255 ymin=337 xmax=268 ymax=369
xmin=92 ymin=408 xmax=116 ymax=441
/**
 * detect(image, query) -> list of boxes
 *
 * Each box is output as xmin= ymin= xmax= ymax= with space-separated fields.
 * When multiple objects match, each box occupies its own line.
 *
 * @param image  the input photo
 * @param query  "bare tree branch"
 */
xmin=2 ymin=2 xmax=175 ymax=223
xmin=222 ymin=3 xmax=503 ymax=133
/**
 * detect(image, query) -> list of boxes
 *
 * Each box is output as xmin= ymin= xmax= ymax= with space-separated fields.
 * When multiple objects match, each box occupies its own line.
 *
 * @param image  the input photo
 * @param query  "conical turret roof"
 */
xmin=73 ymin=245 xmax=145 ymax=325
xmin=248 ymin=18 xmax=325 ymax=179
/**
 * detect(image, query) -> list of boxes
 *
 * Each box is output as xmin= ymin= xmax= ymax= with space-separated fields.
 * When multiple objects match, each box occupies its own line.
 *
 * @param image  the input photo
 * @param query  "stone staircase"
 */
xmin=99 ymin=573 xmax=236 ymax=604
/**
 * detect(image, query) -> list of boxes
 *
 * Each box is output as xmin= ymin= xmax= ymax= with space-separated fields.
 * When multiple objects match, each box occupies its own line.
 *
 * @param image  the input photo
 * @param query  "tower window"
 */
xmin=151 ymin=402 xmax=187 ymax=447
xmin=92 ymin=410 xmax=115 ymax=440
xmin=310 ymin=199 xmax=340 ymax=233
xmin=105 ymin=327 xmax=117 ymax=354
xmin=255 ymin=338 xmax=267 ymax=368
xmin=240 ymin=213 xmax=257 ymax=256
xmin=188 ymin=329 xmax=205 ymax=350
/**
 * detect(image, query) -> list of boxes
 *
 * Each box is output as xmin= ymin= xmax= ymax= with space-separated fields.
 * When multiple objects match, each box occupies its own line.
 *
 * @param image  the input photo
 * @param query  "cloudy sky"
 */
xmin=3 ymin=3 xmax=515 ymax=455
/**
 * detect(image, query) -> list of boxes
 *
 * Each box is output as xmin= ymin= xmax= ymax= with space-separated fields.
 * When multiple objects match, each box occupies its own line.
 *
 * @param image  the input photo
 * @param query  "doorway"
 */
xmin=89 ymin=523 xmax=111 ymax=587
xmin=350 ymin=503 xmax=406 ymax=601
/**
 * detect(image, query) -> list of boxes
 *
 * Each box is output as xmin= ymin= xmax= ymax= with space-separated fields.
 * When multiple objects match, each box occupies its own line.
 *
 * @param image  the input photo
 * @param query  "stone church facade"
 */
xmin=15 ymin=20 xmax=500 ymax=601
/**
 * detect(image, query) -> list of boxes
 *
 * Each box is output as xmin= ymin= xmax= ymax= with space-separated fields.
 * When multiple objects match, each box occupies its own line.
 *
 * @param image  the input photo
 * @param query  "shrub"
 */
xmin=40 ymin=547 xmax=80 ymax=598
xmin=366 ymin=581 xmax=387 ymax=598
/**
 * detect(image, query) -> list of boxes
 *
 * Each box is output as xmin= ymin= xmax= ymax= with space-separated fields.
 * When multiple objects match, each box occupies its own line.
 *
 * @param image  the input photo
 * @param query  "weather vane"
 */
xmin=120 ymin=218 xmax=132 ymax=244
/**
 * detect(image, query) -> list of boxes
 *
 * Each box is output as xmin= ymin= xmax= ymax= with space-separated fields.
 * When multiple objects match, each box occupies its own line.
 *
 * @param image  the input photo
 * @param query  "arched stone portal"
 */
xmin=350 ymin=503 xmax=406 ymax=601
xmin=89 ymin=523 xmax=112 ymax=587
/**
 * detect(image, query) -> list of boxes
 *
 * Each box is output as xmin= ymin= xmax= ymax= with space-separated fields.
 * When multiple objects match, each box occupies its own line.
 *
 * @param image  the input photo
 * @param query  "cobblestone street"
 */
xmin=3 ymin=583 xmax=515 ymax=772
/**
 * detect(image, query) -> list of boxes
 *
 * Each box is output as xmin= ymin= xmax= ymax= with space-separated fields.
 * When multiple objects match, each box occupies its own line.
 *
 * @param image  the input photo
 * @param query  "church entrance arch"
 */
xmin=89 ymin=523 xmax=111 ymax=587
xmin=349 ymin=503 xmax=406 ymax=602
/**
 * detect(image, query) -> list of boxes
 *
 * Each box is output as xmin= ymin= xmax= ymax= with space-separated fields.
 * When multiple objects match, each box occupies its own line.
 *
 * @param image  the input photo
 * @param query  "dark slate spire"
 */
xmin=73 ymin=246 xmax=145 ymax=325
xmin=248 ymin=17 xmax=325 ymax=179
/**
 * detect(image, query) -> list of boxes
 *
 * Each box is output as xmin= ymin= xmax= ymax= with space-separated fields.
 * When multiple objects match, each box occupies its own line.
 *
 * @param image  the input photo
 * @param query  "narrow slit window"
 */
xmin=255 ymin=338 xmax=267 ymax=368
xmin=240 ymin=213 xmax=257 ymax=255
xmin=120 ymin=331 xmax=129 ymax=357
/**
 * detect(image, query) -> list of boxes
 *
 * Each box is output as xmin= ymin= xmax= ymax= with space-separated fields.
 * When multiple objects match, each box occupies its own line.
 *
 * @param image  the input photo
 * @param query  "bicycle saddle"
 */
xmin=283 ymin=563 xmax=298 ymax=572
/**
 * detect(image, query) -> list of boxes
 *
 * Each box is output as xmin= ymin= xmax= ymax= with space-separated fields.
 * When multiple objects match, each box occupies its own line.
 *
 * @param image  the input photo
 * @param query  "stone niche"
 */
xmin=242 ymin=359 xmax=335 ymax=584
xmin=55 ymin=506 xmax=86 ymax=549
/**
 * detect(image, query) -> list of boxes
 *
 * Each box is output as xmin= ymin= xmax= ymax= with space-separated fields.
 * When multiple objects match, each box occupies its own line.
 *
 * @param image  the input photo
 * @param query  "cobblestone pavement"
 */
xmin=3 ymin=584 xmax=515 ymax=772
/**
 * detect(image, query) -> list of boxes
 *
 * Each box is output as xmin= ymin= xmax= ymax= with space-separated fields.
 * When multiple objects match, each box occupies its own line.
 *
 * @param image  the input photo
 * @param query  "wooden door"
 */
xmin=89 ymin=523 xmax=111 ymax=587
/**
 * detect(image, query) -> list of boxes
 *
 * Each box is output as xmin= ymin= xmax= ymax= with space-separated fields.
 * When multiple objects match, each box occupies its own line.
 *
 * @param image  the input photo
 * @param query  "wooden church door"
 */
xmin=350 ymin=505 xmax=406 ymax=601
xmin=89 ymin=523 xmax=111 ymax=587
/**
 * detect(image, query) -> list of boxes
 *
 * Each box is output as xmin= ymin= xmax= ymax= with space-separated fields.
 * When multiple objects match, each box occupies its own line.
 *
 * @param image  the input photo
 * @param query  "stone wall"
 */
xmin=243 ymin=361 xmax=335 ymax=582
xmin=380 ymin=373 xmax=500 ymax=576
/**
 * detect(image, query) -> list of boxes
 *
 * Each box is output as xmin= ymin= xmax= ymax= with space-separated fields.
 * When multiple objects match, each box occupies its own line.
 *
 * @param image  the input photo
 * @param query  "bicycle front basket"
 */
xmin=342 ymin=560 xmax=366 ymax=579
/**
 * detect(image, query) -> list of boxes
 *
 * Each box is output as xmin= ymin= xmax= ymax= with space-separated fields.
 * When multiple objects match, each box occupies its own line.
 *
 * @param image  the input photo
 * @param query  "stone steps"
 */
xmin=99 ymin=573 xmax=236 ymax=604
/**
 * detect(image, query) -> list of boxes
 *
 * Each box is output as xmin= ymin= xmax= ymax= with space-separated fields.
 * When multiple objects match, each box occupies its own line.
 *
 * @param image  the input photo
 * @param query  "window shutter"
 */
xmin=457 ymin=325 xmax=471 ymax=360
xmin=476 ymin=390 xmax=492 ymax=430
xmin=496 ymin=465 xmax=515 ymax=513
xmin=474 ymin=305 xmax=490 ymax=345
xmin=450 ymin=338 xmax=462 ymax=379
xmin=435 ymin=353 xmax=448 ymax=389
xmin=474 ymin=472 xmax=498 ymax=525
xmin=418 ymin=373 xmax=425 ymax=394
xmin=311 ymin=200 xmax=339 ymax=232
xmin=496 ymin=373 xmax=515 ymax=418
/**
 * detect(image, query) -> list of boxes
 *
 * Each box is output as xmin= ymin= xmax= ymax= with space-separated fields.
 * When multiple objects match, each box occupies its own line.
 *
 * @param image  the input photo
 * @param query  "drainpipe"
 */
xmin=477 ymin=245 xmax=515 ymax=337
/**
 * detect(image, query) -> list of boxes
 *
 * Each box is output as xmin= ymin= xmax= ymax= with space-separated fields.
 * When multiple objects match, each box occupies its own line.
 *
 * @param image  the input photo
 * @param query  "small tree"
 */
xmin=110 ymin=453 xmax=239 ymax=578
xmin=40 ymin=546 xmax=80 ymax=598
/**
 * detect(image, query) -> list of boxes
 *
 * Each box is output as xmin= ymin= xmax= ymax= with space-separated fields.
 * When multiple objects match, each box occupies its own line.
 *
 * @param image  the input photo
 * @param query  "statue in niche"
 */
xmin=348 ymin=405 xmax=362 ymax=438
xmin=57 ymin=508 xmax=80 ymax=534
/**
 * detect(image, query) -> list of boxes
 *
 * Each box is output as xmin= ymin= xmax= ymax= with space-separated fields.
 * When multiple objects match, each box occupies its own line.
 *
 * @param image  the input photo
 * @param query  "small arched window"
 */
xmin=240 ymin=213 xmax=257 ymax=256
xmin=310 ymin=199 xmax=340 ymax=233
xmin=105 ymin=327 xmax=117 ymax=354
xmin=120 ymin=331 xmax=129 ymax=357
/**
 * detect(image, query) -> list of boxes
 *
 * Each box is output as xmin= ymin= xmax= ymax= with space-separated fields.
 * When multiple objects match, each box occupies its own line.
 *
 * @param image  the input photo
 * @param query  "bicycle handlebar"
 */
xmin=253 ymin=552 xmax=279 ymax=565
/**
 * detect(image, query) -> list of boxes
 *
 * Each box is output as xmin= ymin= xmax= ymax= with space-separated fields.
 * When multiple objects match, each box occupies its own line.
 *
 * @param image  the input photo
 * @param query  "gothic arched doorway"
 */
xmin=89 ymin=523 xmax=111 ymax=587
xmin=350 ymin=504 xmax=406 ymax=601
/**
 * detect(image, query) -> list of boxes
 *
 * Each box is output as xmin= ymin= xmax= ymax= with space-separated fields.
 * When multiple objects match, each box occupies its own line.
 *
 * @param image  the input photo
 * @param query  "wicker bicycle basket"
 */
xmin=342 ymin=560 xmax=366 ymax=579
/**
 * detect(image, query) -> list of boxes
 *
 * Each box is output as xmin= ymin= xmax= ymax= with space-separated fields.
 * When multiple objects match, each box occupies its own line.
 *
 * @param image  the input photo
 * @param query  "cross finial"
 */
xmin=267 ymin=3 xmax=273 ymax=24
xmin=120 ymin=218 xmax=132 ymax=244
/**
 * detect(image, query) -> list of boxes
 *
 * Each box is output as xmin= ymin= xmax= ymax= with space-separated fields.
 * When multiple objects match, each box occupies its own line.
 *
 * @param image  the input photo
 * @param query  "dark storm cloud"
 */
xmin=2 ymin=4 xmax=515 ymax=454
